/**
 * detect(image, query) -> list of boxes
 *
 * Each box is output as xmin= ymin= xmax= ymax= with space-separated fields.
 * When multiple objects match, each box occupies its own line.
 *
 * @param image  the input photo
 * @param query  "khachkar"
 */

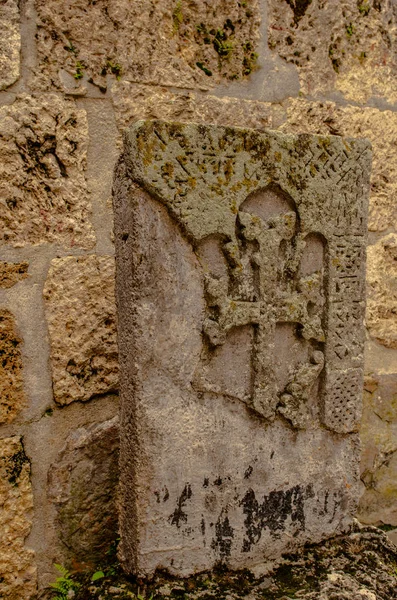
xmin=114 ymin=121 xmax=371 ymax=577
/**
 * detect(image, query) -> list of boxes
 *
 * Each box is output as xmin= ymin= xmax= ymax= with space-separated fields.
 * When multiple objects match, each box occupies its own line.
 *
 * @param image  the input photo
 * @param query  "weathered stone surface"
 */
xmin=35 ymin=0 xmax=260 ymax=92
xmin=114 ymin=121 xmax=371 ymax=576
xmin=0 ymin=436 xmax=37 ymax=599
xmin=43 ymin=255 xmax=118 ymax=405
xmin=0 ymin=261 xmax=29 ymax=289
xmin=366 ymin=235 xmax=397 ymax=349
xmin=0 ymin=309 xmax=26 ymax=424
xmin=112 ymin=83 xmax=274 ymax=132
xmin=0 ymin=0 xmax=20 ymax=90
xmin=268 ymin=0 xmax=397 ymax=103
xmin=0 ymin=94 xmax=94 ymax=248
xmin=48 ymin=417 xmax=119 ymax=568
xmin=359 ymin=373 xmax=397 ymax=526
xmin=282 ymin=99 xmax=397 ymax=232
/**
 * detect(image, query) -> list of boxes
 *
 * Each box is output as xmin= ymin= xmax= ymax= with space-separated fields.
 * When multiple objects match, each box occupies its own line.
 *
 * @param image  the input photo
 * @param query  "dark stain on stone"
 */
xmin=214 ymin=476 xmax=223 ymax=486
xmin=154 ymin=490 xmax=161 ymax=503
xmin=5 ymin=443 xmax=29 ymax=486
xmin=270 ymin=450 xmax=275 ymax=459
xmin=169 ymin=483 xmax=192 ymax=528
xmin=163 ymin=486 xmax=169 ymax=502
xmin=201 ymin=517 xmax=206 ymax=536
xmin=240 ymin=484 xmax=311 ymax=552
xmin=203 ymin=477 xmax=209 ymax=488
xmin=211 ymin=512 xmax=234 ymax=559
xmin=244 ymin=465 xmax=253 ymax=479
xmin=285 ymin=0 xmax=312 ymax=25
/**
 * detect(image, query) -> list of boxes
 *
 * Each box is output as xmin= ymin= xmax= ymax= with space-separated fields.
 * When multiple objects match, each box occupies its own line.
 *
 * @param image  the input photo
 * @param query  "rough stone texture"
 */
xmin=366 ymin=235 xmax=397 ymax=350
xmin=111 ymin=83 xmax=275 ymax=133
xmin=114 ymin=121 xmax=371 ymax=576
xmin=34 ymin=0 xmax=260 ymax=92
xmin=0 ymin=261 xmax=29 ymax=289
xmin=281 ymin=98 xmax=397 ymax=233
xmin=359 ymin=373 xmax=397 ymax=526
xmin=268 ymin=0 xmax=397 ymax=103
xmin=47 ymin=417 xmax=119 ymax=569
xmin=0 ymin=0 xmax=20 ymax=90
xmin=0 ymin=436 xmax=37 ymax=599
xmin=73 ymin=526 xmax=397 ymax=599
xmin=0 ymin=309 xmax=26 ymax=424
xmin=0 ymin=94 xmax=94 ymax=248
xmin=43 ymin=255 xmax=118 ymax=405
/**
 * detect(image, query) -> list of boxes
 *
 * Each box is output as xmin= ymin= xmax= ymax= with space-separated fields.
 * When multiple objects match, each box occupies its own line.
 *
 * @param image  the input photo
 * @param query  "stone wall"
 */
xmin=0 ymin=0 xmax=396 ymax=596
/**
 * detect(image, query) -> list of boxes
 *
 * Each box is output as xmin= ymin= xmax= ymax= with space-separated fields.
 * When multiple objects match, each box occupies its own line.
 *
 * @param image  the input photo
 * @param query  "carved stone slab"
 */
xmin=114 ymin=121 xmax=371 ymax=577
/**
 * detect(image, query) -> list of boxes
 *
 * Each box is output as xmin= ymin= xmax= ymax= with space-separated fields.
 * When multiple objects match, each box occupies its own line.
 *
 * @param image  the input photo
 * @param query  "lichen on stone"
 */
xmin=34 ymin=0 xmax=260 ymax=91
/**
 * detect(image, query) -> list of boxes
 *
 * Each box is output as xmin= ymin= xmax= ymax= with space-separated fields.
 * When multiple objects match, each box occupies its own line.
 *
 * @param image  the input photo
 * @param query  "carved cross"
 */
xmin=202 ymin=209 xmax=325 ymax=421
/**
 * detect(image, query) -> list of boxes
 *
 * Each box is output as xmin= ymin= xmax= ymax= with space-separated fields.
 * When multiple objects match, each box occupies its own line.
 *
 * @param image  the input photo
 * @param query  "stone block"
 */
xmin=114 ymin=121 xmax=371 ymax=576
xmin=358 ymin=373 xmax=397 ymax=526
xmin=0 ymin=436 xmax=36 ymax=599
xmin=268 ymin=0 xmax=397 ymax=104
xmin=43 ymin=255 xmax=118 ymax=405
xmin=0 ymin=309 xmax=26 ymax=424
xmin=0 ymin=0 xmax=20 ymax=90
xmin=35 ymin=0 xmax=260 ymax=92
xmin=48 ymin=417 xmax=119 ymax=569
xmin=366 ymin=235 xmax=397 ymax=350
xmin=282 ymin=99 xmax=397 ymax=233
xmin=111 ymin=83 xmax=273 ymax=132
xmin=0 ymin=94 xmax=94 ymax=248
xmin=0 ymin=261 xmax=29 ymax=289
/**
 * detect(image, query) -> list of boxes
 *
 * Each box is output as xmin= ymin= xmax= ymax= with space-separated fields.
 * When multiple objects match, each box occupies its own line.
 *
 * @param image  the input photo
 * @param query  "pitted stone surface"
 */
xmin=34 ymin=0 xmax=260 ymax=92
xmin=0 ymin=309 xmax=26 ymax=424
xmin=0 ymin=437 xmax=37 ymax=599
xmin=0 ymin=94 xmax=94 ymax=248
xmin=115 ymin=121 xmax=371 ymax=576
xmin=44 ymin=255 xmax=118 ymax=405
xmin=366 ymin=235 xmax=397 ymax=350
xmin=0 ymin=0 xmax=20 ymax=90
xmin=0 ymin=261 xmax=29 ymax=289
xmin=111 ymin=82 xmax=273 ymax=132
xmin=268 ymin=0 xmax=397 ymax=103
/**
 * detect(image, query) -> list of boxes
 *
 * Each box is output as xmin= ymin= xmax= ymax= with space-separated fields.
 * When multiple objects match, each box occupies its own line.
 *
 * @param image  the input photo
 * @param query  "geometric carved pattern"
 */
xmin=322 ymin=368 xmax=364 ymax=433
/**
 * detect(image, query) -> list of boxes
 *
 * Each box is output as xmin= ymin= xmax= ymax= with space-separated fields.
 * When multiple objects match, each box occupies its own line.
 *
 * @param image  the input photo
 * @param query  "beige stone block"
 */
xmin=358 ymin=373 xmax=397 ymax=526
xmin=0 ymin=436 xmax=36 ymax=599
xmin=34 ymin=0 xmax=260 ymax=92
xmin=0 ymin=309 xmax=26 ymax=424
xmin=43 ymin=255 xmax=118 ymax=405
xmin=111 ymin=82 xmax=273 ymax=131
xmin=0 ymin=94 xmax=95 ymax=248
xmin=0 ymin=0 xmax=20 ymax=90
xmin=281 ymin=99 xmax=397 ymax=233
xmin=268 ymin=0 xmax=397 ymax=104
xmin=366 ymin=235 xmax=397 ymax=350
xmin=0 ymin=261 xmax=29 ymax=289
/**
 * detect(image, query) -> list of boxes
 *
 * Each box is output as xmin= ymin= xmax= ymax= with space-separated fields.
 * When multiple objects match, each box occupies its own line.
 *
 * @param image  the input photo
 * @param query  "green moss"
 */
xmin=358 ymin=1 xmax=371 ymax=16
xmin=74 ymin=61 xmax=84 ymax=80
xmin=346 ymin=22 xmax=355 ymax=38
xmin=172 ymin=0 xmax=184 ymax=34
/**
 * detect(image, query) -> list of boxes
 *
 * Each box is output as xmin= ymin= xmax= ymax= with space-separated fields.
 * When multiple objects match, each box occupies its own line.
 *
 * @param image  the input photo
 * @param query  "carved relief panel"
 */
xmin=115 ymin=121 xmax=371 ymax=576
